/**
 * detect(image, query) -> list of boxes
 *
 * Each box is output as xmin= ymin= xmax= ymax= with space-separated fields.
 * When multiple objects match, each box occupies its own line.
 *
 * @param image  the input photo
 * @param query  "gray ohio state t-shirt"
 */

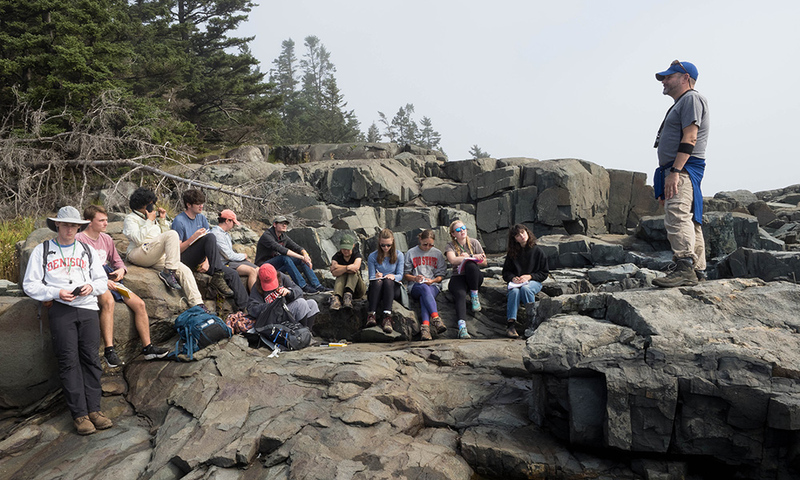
xmin=657 ymin=90 xmax=710 ymax=166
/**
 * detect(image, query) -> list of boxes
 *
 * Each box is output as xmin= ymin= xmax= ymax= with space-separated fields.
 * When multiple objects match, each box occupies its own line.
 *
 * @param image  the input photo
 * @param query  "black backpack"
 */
xmin=253 ymin=297 xmax=312 ymax=351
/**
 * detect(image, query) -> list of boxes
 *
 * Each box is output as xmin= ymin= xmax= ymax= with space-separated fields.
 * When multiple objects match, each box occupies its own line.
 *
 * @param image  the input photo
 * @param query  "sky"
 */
xmin=237 ymin=0 xmax=800 ymax=197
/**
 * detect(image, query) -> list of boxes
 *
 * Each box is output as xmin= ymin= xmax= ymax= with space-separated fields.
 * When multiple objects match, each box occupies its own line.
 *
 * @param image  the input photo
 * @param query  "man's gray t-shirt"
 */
xmin=657 ymin=90 xmax=710 ymax=166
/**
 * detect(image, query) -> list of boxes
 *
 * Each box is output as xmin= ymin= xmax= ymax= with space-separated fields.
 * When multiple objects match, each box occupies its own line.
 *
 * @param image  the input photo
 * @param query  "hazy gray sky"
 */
xmin=238 ymin=0 xmax=800 ymax=196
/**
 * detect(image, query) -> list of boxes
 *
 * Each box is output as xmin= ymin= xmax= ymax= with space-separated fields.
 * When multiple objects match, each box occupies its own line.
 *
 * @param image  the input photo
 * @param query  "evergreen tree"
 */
xmin=0 ymin=0 xmax=133 ymax=124
xmin=469 ymin=144 xmax=491 ymax=159
xmin=127 ymin=0 xmax=280 ymax=143
xmin=418 ymin=116 xmax=442 ymax=150
xmin=366 ymin=122 xmax=381 ymax=142
xmin=268 ymin=35 xmax=360 ymax=144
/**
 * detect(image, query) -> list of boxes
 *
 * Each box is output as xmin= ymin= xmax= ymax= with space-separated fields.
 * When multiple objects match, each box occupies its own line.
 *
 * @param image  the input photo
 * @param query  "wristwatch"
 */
xmin=670 ymin=167 xmax=683 ymax=173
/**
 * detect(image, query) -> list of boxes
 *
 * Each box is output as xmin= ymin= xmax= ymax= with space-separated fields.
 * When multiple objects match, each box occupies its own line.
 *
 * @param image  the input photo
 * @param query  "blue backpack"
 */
xmin=170 ymin=306 xmax=232 ymax=360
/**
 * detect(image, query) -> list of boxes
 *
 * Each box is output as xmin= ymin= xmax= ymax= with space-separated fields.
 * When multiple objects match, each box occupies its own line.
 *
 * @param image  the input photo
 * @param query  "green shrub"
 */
xmin=0 ymin=217 xmax=36 ymax=282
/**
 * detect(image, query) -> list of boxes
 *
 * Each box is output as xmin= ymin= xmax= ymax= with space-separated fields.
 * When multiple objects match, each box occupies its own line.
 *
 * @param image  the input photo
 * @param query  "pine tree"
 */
xmin=469 ymin=144 xmax=491 ymax=159
xmin=0 ymin=0 xmax=133 ymax=123
xmin=418 ymin=116 xmax=442 ymax=150
xmin=127 ymin=0 xmax=279 ymax=143
xmin=366 ymin=122 xmax=381 ymax=142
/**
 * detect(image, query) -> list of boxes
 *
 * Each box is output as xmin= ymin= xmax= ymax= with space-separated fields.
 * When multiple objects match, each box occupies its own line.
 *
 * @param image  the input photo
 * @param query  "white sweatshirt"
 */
xmin=23 ymin=239 xmax=108 ymax=310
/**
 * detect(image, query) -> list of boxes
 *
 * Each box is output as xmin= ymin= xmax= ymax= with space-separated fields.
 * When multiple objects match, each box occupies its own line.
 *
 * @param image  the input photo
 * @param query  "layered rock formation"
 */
xmin=3 ymin=144 xmax=800 ymax=479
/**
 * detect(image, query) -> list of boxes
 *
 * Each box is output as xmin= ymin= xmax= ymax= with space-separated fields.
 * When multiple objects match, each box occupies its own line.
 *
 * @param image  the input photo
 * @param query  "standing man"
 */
xmin=23 ymin=206 xmax=112 ymax=435
xmin=210 ymin=209 xmax=259 ymax=291
xmin=171 ymin=189 xmax=249 ymax=311
xmin=254 ymin=216 xmax=330 ymax=293
xmin=651 ymin=60 xmax=710 ymax=288
xmin=77 ymin=205 xmax=169 ymax=367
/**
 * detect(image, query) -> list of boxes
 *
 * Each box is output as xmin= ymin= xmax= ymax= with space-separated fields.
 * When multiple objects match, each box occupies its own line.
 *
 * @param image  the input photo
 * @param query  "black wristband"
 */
xmin=677 ymin=142 xmax=695 ymax=154
xmin=670 ymin=167 xmax=683 ymax=173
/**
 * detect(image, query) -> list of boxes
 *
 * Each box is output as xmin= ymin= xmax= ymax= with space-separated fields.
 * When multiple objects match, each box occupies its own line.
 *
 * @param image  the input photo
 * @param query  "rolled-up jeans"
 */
xmin=507 ymin=281 xmax=542 ymax=321
xmin=267 ymin=255 xmax=321 ymax=289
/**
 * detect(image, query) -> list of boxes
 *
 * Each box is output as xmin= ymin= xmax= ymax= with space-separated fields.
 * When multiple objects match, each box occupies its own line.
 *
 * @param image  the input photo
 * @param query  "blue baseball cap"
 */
xmin=655 ymin=61 xmax=698 ymax=81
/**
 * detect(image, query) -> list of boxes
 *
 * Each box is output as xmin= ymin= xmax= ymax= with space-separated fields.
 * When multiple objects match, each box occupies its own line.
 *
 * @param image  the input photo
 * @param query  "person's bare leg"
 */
xmin=98 ymin=290 xmax=115 ymax=348
xmin=122 ymin=293 xmax=151 ymax=347
xmin=237 ymin=264 xmax=258 ymax=291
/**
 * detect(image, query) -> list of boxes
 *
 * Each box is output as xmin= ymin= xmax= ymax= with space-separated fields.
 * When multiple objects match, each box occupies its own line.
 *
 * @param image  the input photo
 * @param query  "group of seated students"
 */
xmin=328 ymin=220 xmax=550 ymax=341
xmin=22 ymin=190 xmax=548 ymax=435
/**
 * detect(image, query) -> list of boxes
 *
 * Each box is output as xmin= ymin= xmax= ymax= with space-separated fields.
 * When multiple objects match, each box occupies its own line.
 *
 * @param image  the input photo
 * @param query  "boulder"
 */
xmin=468 ymin=166 xmax=520 ymax=201
xmin=716 ymin=248 xmax=800 ymax=282
xmin=524 ymin=279 xmax=800 ymax=479
xmin=0 ymin=298 xmax=60 ymax=408
xmin=523 ymin=159 xmax=610 ymax=235
xmin=441 ymin=158 xmax=497 ymax=183
xmin=317 ymin=159 xmax=421 ymax=206
xmin=606 ymin=169 xmax=662 ymax=234
xmin=419 ymin=177 xmax=470 ymax=205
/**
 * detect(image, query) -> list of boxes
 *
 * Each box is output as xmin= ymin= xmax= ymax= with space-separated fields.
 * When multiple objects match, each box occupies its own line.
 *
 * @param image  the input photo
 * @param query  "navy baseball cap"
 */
xmin=655 ymin=61 xmax=698 ymax=81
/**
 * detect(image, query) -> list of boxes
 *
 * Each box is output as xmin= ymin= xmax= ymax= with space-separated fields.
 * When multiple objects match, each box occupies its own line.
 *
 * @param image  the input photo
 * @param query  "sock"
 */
xmin=470 ymin=290 xmax=478 ymax=297
xmin=422 ymin=320 xmax=430 ymax=325
xmin=383 ymin=310 xmax=391 ymax=316
xmin=430 ymin=312 xmax=439 ymax=319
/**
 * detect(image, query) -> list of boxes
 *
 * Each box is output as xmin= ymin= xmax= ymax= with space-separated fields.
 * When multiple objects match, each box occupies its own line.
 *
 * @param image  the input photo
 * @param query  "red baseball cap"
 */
xmin=219 ymin=209 xmax=240 ymax=225
xmin=258 ymin=263 xmax=279 ymax=291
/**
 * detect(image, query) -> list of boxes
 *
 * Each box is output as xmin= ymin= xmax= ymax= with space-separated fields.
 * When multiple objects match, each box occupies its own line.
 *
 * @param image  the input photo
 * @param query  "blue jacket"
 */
xmin=654 ymin=156 xmax=705 ymax=224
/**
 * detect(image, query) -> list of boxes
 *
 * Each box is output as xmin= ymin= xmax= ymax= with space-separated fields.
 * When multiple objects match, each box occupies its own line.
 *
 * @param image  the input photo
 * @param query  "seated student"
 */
xmin=329 ymin=235 xmax=365 ymax=311
xmin=77 ymin=205 xmax=169 ymax=367
xmin=403 ymin=230 xmax=447 ymax=341
xmin=209 ymin=209 xmax=258 ymax=291
xmin=444 ymin=220 xmax=487 ymax=339
xmin=171 ymin=189 xmax=248 ymax=312
xmin=365 ymin=228 xmax=404 ymax=333
xmin=502 ymin=224 xmax=549 ymax=338
xmin=247 ymin=263 xmax=320 ymax=331
xmin=254 ymin=215 xmax=329 ymax=294
xmin=122 ymin=187 xmax=205 ymax=310
xmin=23 ymin=206 xmax=112 ymax=435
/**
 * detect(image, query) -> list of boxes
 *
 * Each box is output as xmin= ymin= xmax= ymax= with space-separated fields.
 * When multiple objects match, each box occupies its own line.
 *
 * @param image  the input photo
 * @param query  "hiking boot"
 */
xmin=142 ymin=343 xmax=169 ymax=360
xmin=506 ymin=322 xmax=520 ymax=339
xmin=158 ymin=269 xmax=182 ymax=290
xmin=88 ymin=411 xmax=113 ymax=430
xmin=342 ymin=292 xmax=353 ymax=309
xmin=211 ymin=271 xmax=234 ymax=297
xmin=104 ymin=347 xmax=123 ymax=368
xmin=470 ymin=294 xmax=482 ymax=312
xmin=652 ymin=258 xmax=698 ymax=288
xmin=381 ymin=313 xmax=394 ymax=334
xmin=74 ymin=416 xmax=96 ymax=435
xmin=430 ymin=316 xmax=447 ymax=334
xmin=365 ymin=312 xmax=377 ymax=328
xmin=330 ymin=295 xmax=342 ymax=311
xmin=420 ymin=324 xmax=432 ymax=341
xmin=696 ymin=270 xmax=706 ymax=282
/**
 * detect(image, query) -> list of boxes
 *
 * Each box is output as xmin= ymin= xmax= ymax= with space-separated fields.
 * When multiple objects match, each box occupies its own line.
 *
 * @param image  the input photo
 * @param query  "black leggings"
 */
xmin=367 ymin=278 xmax=401 ymax=313
xmin=448 ymin=261 xmax=484 ymax=320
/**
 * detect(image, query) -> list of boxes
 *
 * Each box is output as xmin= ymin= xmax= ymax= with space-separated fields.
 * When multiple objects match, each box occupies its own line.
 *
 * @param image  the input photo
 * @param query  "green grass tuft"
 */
xmin=0 ymin=217 xmax=36 ymax=282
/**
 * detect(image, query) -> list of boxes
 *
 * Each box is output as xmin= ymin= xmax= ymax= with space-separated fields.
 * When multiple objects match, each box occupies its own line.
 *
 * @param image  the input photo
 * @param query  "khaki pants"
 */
xmin=664 ymin=172 xmax=706 ymax=270
xmin=333 ymin=272 xmax=366 ymax=299
xmin=127 ymin=231 xmax=203 ymax=305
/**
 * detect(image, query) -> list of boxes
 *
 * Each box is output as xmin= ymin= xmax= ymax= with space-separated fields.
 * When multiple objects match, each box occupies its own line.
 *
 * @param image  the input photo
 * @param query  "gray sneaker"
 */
xmin=158 ymin=269 xmax=182 ymax=290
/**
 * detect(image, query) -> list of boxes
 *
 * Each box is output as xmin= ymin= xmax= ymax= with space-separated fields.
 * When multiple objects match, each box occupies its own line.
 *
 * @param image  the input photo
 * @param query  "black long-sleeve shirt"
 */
xmin=502 ymin=245 xmax=549 ymax=283
xmin=255 ymin=226 xmax=304 ymax=265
